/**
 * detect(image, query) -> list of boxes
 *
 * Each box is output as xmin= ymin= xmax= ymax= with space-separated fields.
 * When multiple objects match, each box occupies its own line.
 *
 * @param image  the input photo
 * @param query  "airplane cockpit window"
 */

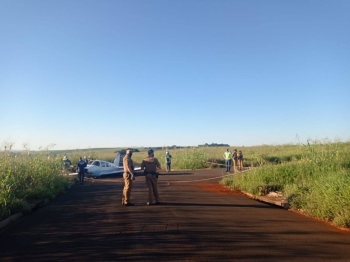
xmin=91 ymin=161 xmax=100 ymax=166
xmin=106 ymin=162 xmax=110 ymax=167
xmin=101 ymin=162 xmax=106 ymax=167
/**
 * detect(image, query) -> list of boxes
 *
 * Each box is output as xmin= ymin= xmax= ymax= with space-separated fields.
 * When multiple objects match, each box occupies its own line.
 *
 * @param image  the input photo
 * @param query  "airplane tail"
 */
xmin=114 ymin=153 xmax=122 ymax=167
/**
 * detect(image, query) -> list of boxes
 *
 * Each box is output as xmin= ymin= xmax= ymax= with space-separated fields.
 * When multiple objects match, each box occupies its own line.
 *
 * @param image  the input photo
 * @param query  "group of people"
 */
xmin=223 ymin=148 xmax=244 ymax=172
xmin=122 ymin=149 xmax=171 ymax=206
xmin=74 ymin=147 xmax=243 ymax=205
xmin=62 ymin=155 xmax=90 ymax=169
xmin=71 ymin=149 xmax=172 ymax=195
xmin=62 ymin=155 xmax=91 ymax=185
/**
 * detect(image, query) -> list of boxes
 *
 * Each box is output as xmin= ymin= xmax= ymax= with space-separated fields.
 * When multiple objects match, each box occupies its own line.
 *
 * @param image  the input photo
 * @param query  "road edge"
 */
xmin=242 ymin=191 xmax=290 ymax=209
xmin=0 ymin=181 xmax=76 ymax=232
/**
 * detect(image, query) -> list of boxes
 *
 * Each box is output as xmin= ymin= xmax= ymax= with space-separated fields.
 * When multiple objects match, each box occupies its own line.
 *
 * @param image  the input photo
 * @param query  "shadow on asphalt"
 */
xmin=87 ymin=172 xmax=194 ymax=180
xmin=157 ymin=172 xmax=194 ymax=176
xmin=154 ymin=202 xmax=278 ymax=209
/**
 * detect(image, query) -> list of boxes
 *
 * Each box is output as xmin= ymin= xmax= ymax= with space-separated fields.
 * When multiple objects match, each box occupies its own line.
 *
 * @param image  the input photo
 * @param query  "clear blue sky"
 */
xmin=1 ymin=1 xmax=349 ymax=150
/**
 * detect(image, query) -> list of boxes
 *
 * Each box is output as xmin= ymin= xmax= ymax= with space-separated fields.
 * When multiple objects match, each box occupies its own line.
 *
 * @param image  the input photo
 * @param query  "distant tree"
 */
xmin=198 ymin=143 xmax=230 ymax=147
xmin=115 ymin=148 xmax=140 ymax=155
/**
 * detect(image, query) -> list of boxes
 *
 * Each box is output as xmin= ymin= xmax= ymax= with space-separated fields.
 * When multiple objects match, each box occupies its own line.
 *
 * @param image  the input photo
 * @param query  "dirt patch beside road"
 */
xmin=197 ymin=183 xmax=246 ymax=196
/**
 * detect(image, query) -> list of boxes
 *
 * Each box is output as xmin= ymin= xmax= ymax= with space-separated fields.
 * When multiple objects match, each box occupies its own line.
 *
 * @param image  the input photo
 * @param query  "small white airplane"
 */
xmin=79 ymin=152 xmax=141 ymax=178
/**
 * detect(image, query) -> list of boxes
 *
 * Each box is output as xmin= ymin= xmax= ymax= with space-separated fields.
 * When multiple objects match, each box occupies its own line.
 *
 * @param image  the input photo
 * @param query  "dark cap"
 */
xmin=148 ymin=149 xmax=154 ymax=155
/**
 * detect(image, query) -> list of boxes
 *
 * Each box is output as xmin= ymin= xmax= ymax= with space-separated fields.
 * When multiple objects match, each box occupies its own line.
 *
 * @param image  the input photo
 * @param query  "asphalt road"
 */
xmin=1 ymin=169 xmax=349 ymax=262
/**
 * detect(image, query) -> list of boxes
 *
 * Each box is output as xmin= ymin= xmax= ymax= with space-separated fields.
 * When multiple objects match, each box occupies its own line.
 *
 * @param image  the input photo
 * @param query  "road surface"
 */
xmin=0 ymin=169 xmax=349 ymax=261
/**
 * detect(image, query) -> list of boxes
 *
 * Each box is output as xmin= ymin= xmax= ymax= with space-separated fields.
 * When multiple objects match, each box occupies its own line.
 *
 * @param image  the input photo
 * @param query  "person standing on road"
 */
xmin=233 ymin=149 xmax=238 ymax=172
xmin=77 ymin=157 xmax=87 ymax=185
xmin=165 ymin=151 xmax=172 ymax=172
xmin=122 ymin=149 xmax=135 ymax=206
xmin=223 ymin=148 xmax=233 ymax=172
xmin=237 ymin=150 xmax=244 ymax=170
xmin=141 ymin=149 xmax=162 ymax=205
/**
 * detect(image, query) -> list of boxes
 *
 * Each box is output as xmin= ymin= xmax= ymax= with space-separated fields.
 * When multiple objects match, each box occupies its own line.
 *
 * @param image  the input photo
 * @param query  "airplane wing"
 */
xmin=85 ymin=159 xmax=142 ymax=178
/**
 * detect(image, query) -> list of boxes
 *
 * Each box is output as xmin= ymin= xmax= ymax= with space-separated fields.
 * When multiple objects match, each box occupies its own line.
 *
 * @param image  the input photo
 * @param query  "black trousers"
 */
xmin=78 ymin=172 xmax=85 ymax=184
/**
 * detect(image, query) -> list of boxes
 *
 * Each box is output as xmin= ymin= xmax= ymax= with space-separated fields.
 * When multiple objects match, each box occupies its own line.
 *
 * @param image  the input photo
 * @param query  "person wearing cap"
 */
xmin=165 ymin=151 xmax=172 ymax=172
xmin=223 ymin=148 xmax=233 ymax=172
xmin=141 ymin=149 xmax=162 ymax=205
xmin=122 ymin=149 xmax=135 ymax=206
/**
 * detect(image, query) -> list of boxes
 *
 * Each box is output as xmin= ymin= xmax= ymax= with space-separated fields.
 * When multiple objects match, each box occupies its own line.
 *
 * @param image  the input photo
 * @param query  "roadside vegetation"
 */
xmin=0 ymin=149 xmax=74 ymax=221
xmin=1 ymin=140 xmax=349 ymax=228
xmin=220 ymin=140 xmax=350 ymax=228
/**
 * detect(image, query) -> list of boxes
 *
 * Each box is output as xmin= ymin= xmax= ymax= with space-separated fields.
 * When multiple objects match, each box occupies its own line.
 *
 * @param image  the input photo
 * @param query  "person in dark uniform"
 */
xmin=62 ymin=155 xmax=72 ymax=170
xmin=233 ymin=149 xmax=238 ymax=172
xmin=237 ymin=150 xmax=244 ymax=170
xmin=141 ymin=149 xmax=162 ymax=205
xmin=165 ymin=151 xmax=172 ymax=172
xmin=122 ymin=149 xmax=135 ymax=206
xmin=77 ymin=157 xmax=87 ymax=185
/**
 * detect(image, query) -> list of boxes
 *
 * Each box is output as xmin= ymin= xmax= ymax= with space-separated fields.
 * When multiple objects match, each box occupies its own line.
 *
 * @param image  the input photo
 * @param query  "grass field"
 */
xmin=220 ymin=140 xmax=350 ymax=228
xmin=1 ymin=140 xmax=349 ymax=228
xmin=0 ymin=150 xmax=74 ymax=221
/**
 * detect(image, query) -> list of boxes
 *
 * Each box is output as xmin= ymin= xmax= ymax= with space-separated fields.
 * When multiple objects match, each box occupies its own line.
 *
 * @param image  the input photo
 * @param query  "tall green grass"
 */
xmin=132 ymin=148 xmax=210 ymax=170
xmin=220 ymin=140 xmax=350 ymax=228
xmin=131 ymin=145 xmax=311 ymax=170
xmin=0 ymin=151 xmax=74 ymax=220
